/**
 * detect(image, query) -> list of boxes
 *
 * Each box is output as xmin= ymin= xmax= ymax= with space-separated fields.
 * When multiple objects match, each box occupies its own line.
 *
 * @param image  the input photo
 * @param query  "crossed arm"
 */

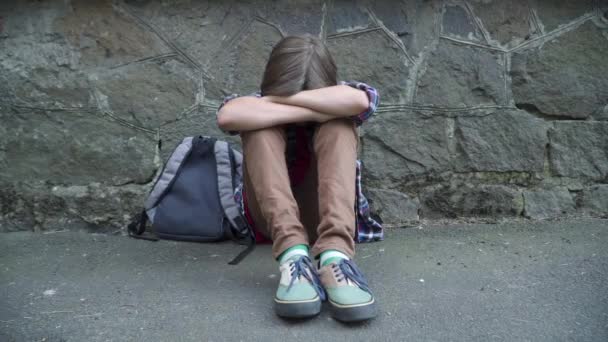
xmin=216 ymin=84 xmax=369 ymax=132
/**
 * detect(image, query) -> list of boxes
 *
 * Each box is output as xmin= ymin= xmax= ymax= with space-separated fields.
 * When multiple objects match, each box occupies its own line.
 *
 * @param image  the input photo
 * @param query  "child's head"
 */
xmin=260 ymin=33 xmax=337 ymax=96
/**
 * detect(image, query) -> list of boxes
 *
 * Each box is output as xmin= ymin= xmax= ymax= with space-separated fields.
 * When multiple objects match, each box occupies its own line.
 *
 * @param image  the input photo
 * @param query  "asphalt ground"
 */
xmin=1 ymin=219 xmax=607 ymax=341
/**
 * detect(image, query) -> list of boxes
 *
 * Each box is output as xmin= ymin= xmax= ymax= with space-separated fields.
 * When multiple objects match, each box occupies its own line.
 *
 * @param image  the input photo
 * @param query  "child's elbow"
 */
xmin=357 ymin=91 xmax=370 ymax=114
xmin=216 ymin=110 xmax=234 ymax=131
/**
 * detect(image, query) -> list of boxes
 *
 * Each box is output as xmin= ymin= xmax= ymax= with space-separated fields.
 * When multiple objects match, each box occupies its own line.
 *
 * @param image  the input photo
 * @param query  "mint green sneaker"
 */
xmin=274 ymin=255 xmax=326 ymax=318
xmin=318 ymin=258 xmax=377 ymax=322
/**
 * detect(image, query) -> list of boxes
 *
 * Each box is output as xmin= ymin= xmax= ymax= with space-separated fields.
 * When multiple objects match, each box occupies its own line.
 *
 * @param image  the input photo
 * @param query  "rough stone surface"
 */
xmin=120 ymin=1 xmax=257 ymax=101
xmin=548 ymin=122 xmax=608 ymax=181
xmin=511 ymin=22 xmax=608 ymax=119
xmin=205 ymin=19 xmax=284 ymax=98
xmin=93 ymin=59 xmax=199 ymax=129
xmin=441 ymin=3 xmax=483 ymax=42
xmin=1 ymin=1 xmax=607 ymax=229
xmin=365 ymin=188 xmax=419 ymax=225
xmin=259 ymin=0 xmax=324 ymax=36
xmin=232 ymin=21 xmax=283 ymax=94
xmin=523 ymin=188 xmax=576 ymax=220
xmin=578 ymin=185 xmax=608 ymax=217
xmin=454 ymin=110 xmax=547 ymax=172
xmin=532 ymin=0 xmax=596 ymax=32
xmin=159 ymin=107 xmax=241 ymax=161
xmin=403 ymin=1 xmax=443 ymax=56
xmin=420 ymin=184 xmax=523 ymax=219
xmin=0 ymin=182 xmax=147 ymax=232
xmin=54 ymin=1 xmax=169 ymax=68
xmin=0 ymin=108 xmax=156 ymax=186
xmin=123 ymin=0 xmax=254 ymax=69
xmin=361 ymin=111 xmax=450 ymax=188
xmin=369 ymin=1 xmax=411 ymax=38
xmin=327 ymin=29 xmax=411 ymax=104
xmin=592 ymin=105 xmax=608 ymax=121
xmin=367 ymin=0 xmax=441 ymax=57
xmin=326 ymin=0 xmax=371 ymax=35
xmin=468 ymin=0 xmax=535 ymax=47
xmin=415 ymin=41 xmax=506 ymax=107
xmin=0 ymin=3 xmax=90 ymax=109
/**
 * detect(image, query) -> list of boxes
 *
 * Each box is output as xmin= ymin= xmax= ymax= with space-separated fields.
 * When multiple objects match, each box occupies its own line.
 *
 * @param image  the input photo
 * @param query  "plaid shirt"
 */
xmin=217 ymin=81 xmax=383 ymax=243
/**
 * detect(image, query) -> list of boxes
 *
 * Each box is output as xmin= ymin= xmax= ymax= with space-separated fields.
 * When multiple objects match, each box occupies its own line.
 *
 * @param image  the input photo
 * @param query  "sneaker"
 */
xmin=318 ymin=258 xmax=377 ymax=322
xmin=274 ymin=255 xmax=326 ymax=318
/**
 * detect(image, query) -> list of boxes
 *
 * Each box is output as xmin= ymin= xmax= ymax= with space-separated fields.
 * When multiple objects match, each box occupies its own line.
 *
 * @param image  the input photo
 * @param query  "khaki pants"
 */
xmin=241 ymin=118 xmax=359 ymax=260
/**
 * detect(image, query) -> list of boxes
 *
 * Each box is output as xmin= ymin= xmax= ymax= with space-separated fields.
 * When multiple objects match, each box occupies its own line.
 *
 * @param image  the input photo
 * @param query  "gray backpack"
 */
xmin=127 ymin=135 xmax=254 ymax=265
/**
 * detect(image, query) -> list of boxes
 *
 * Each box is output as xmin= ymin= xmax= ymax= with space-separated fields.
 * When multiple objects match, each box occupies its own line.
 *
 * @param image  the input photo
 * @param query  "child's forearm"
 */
xmin=267 ymin=85 xmax=369 ymax=117
xmin=217 ymin=96 xmax=332 ymax=132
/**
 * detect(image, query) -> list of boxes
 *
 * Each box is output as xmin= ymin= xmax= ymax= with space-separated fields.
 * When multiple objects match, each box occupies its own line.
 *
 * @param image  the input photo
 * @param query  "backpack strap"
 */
xmin=226 ymin=147 xmax=256 ymax=265
xmin=127 ymin=209 xmax=159 ymax=241
xmin=145 ymin=137 xmax=195 ymax=210
xmin=127 ymin=136 xmax=195 ymax=241
xmin=214 ymin=141 xmax=255 ymax=265
xmin=214 ymin=141 xmax=249 ymax=237
xmin=231 ymin=145 xmax=244 ymax=183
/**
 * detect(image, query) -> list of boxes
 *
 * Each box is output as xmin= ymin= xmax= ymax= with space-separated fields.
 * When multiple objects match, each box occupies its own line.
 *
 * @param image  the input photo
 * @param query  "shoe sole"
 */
xmin=328 ymin=298 xmax=377 ymax=322
xmin=274 ymin=297 xmax=322 ymax=318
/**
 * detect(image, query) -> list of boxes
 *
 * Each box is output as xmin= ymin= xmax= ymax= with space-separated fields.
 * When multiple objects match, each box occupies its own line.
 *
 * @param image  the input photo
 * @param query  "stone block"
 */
xmin=441 ymin=3 xmax=483 ymax=42
xmin=327 ymin=29 xmax=411 ymax=104
xmin=208 ymin=20 xmax=283 ymax=97
xmin=93 ymin=59 xmax=198 ymax=129
xmin=232 ymin=21 xmax=283 ymax=94
xmin=0 ymin=108 xmax=156 ymax=186
xmin=415 ymin=41 xmax=506 ymax=107
xmin=510 ymin=22 xmax=608 ymax=119
xmin=361 ymin=111 xmax=450 ymax=187
xmin=368 ymin=0 xmax=440 ymax=57
xmin=259 ymin=0 xmax=324 ymax=36
xmin=532 ymin=0 xmax=596 ymax=32
xmin=548 ymin=122 xmax=608 ymax=181
xmin=591 ymin=105 xmax=608 ymax=121
xmin=420 ymin=184 xmax=523 ymax=219
xmin=578 ymin=185 xmax=608 ymax=217
xmin=0 ymin=3 xmax=92 ymax=109
xmin=123 ymin=0 xmax=253 ymax=68
xmin=327 ymin=0 xmax=371 ymax=35
xmin=468 ymin=0 xmax=535 ymax=47
xmin=454 ymin=110 xmax=547 ymax=172
xmin=54 ymin=1 xmax=168 ymax=68
xmin=365 ymin=188 xmax=419 ymax=225
xmin=159 ymin=107 xmax=241 ymax=161
xmin=369 ymin=0 xmax=411 ymax=38
xmin=523 ymin=188 xmax=576 ymax=219
xmin=0 ymin=181 xmax=147 ymax=232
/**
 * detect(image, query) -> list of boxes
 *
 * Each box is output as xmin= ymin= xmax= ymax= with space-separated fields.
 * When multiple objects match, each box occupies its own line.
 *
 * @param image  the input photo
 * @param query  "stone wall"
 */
xmin=1 ymin=0 xmax=607 ymax=232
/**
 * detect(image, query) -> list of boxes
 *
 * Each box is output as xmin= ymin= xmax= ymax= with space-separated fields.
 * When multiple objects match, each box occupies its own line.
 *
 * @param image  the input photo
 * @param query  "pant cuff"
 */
xmin=310 ymin=241 xmax=355 ymax=260
xmin=272 ymin=237 xmax=311 ymax=260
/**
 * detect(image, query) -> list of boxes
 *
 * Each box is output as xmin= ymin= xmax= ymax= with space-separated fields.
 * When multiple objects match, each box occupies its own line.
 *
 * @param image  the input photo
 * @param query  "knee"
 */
xmin=241 ymin=125 xmax=283 ymax=140
xmin=318 ymin=118 xmax=356 ymax=136
xmin=314 ymin=118 xmax=358 ymax=148
xmin=241 ymin=126 xmax=286 ymax=151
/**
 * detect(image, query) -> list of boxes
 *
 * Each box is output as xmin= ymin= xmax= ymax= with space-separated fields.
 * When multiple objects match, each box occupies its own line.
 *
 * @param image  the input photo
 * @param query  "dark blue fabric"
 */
xmin=154 ymin=137 xmax=225 ymax=241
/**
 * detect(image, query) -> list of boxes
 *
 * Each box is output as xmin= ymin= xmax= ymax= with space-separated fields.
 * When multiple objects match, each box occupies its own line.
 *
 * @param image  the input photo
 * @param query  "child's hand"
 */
xmin=311 ymin=112 xmax=334 ymax=123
